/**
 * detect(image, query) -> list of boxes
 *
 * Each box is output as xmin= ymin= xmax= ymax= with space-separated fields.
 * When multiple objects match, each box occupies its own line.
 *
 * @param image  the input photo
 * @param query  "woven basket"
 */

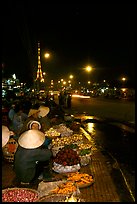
xmin=2 ymin=187 xmax=39 ymax=202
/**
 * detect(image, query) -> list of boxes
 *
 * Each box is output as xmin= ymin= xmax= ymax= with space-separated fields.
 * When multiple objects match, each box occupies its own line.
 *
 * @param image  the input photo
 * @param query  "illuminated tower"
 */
xmin=36 ymin=42 xmax=44 ymax=82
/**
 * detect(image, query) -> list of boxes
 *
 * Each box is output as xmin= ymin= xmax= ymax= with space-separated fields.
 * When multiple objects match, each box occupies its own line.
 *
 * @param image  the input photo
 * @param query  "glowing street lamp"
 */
xmin=85 ymin=65 xmax=92 ymax=73
xmin=122 ymin=77 xmax=126 ymax=82
xmin=69 ymin=75 xmax=74 ymax=79
xmin=44 ymin=52 xmax=50 ymax=58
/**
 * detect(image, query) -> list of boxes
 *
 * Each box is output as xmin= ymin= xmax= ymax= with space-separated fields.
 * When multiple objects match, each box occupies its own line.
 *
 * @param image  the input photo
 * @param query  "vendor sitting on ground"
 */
xmin=27 ymin=120 xmax=52 ymax=148
xmin=13 ymin=129 xmax=53 ymax=185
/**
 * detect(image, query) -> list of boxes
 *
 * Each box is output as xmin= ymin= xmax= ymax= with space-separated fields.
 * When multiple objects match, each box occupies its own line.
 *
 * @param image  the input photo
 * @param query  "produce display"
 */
xmin=50 ymin=181 xmax=77 ymax=194
xmin=2 ymin=188 xmax=39 ymax=202
xmin=53 ymin=147 xmax=80 ymax=166
xmin=52 ymin=147 xmax=81 ymax=173
xmin=3 ymin=120 xmax=95 ymax=202
xmin=44 ymin=128 xmax=60 ymax=138
xmin=53 ymin=124 xmax=73 ymax=136
xmin=79 ymin=149 xmax=91 ymax=156
xmin=77 ymin=143 xmax=92 ymax=150
xmin=66 ymin=172 xmax=94 ymax=188
xmin=51 ymin=134 xmax=83 ymax=148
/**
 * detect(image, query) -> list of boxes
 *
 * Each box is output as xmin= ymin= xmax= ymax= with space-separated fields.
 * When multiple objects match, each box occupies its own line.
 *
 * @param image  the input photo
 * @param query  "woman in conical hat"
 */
xmin=14 ymin=129 xmax=53 ymax=184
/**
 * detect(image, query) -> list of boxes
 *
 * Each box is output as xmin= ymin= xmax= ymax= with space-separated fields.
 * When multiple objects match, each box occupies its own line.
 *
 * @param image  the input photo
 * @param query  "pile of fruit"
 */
xmin=44 ymin=128 xmax=60 ymax=138
xmin=53 ymin=147 xmax=80 ymax=166
xmin=50 ymin=181 xmax=77 ymax=194
xmin=51 ymin=134 xmax=83 ymax=148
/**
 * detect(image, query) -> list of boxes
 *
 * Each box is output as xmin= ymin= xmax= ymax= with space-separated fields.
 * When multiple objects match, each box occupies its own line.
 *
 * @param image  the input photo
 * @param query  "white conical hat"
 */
xmin=38 ymin=106 xmax=50 ymax=117
xmin=18 ymin=129 xmax=45 ymax=149
xmin=2 ymin=126 xmax=10 ymax=147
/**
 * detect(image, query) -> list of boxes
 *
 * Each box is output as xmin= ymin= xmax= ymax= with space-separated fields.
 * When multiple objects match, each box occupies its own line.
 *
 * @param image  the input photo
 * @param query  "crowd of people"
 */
xmin=2 ymin=93 xmax=69 ymax=185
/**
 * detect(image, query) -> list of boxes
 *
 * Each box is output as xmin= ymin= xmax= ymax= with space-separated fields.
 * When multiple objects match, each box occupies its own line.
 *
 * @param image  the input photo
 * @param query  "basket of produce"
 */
xmin=51 ymin=134 xmax=83 ymax=148
xmin=52 ymin=147 xmax=81 ymax=173
xmin=44 ymin=128 xmax=60 ymax=139
xmin=2 ymin=187 xmax=39 ymax=202
xmin=77 ymin=143 xmax=92 ymax=166
xmin=66 ymin=172 xmax=94 ymax=188
xmin=79 ymin=149 xmax=92 ymax=166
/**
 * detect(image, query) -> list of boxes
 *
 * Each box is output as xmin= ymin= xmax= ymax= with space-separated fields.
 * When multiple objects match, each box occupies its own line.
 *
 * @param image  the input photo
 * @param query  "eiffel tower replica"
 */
xmin=36 ymin=42 xmax=44 ymax=92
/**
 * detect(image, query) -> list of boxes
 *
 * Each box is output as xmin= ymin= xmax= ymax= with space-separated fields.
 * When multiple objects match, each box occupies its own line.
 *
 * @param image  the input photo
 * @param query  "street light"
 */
xmin=69 ymin=75 xmax=74 ymax=79
xmin=121 ymin=77 xmax=127 ymax=88
xmin=85 ymin=65 xmax=92 ymax=73
xmin=44 ymin=52 xmax=50 ymax=59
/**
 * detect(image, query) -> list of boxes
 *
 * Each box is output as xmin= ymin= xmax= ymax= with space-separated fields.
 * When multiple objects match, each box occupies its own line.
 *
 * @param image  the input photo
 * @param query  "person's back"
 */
xmin=14 ymin=145 xmax=52 ymax=183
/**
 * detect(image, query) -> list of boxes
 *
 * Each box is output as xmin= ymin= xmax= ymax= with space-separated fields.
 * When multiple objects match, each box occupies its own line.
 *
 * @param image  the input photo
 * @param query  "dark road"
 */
xmin=70 ymin=96 xmax=135 ymax=124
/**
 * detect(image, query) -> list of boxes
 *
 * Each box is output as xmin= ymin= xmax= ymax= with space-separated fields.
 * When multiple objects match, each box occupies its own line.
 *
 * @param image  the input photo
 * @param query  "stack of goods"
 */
xmin=52 ymin=147 xmax=81 ymax=173
xmin=2 ymin=188 xmax=39 ymax=202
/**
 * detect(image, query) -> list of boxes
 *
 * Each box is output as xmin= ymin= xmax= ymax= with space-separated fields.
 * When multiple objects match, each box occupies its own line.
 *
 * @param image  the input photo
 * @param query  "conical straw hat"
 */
xmin=28 ymin=109 xmax=40 ymax=117
xmin=38 ymin=106 xmax=50 ymax=117
xmin=2 ymin=126 xmax=10 ymax=147
xmin=18 ymin=129 xmax=45 ymax=149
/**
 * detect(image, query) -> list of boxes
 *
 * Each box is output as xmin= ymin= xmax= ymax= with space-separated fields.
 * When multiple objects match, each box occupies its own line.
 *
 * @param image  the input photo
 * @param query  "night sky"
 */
xmin=2 ymin=3 xmax=135 ymax=87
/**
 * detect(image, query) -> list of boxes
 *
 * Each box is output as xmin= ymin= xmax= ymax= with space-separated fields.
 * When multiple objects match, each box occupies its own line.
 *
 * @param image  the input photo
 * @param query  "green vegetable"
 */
xmin=79 ymin=149 xmax=91 ymax=156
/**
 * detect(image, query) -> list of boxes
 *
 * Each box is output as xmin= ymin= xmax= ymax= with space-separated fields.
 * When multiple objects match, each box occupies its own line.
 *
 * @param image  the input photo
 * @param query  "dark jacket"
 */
xmin=14 ymin=145 xmax=52 ymax=183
